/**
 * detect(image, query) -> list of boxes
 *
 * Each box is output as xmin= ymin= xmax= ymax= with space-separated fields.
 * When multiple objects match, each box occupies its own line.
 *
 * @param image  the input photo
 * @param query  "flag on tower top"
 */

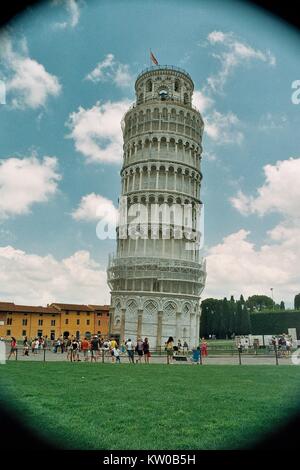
xmin=150 ymin=50 xmax=159 ymax=65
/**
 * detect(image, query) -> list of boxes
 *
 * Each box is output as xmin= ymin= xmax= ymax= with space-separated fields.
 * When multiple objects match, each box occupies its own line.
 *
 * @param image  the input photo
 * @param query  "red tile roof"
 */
xmin=0 ymin=302 xmax=58 ymax=314
xmin=50 ymin=303 xmax=94 ymax=312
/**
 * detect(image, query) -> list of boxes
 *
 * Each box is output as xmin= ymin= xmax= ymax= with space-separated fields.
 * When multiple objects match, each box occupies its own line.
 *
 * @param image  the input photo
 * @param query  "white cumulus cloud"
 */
xmin=207 ymin=157 xmax=300 ymax=306
xmin=85 ymin=53 xmax=132 ymax=88
xmin=0 ymin=155 xmax=61 ymax=219
xmin=204 ymin=227 xmax=299 ymax=306
xmin=66 ymin=99 xmax=131 ymax=164
xmin=53 ymin=0 xmax=81 ymax=29
xmin=72 ymin=193 xmax=118 ymax=225
xmin=206 ymin=30 xmax=276 ymax=92
xmin=230 ymin=158 xmax=300 ymax=218
xmin=205 ymin=110 xmax=243 ymax=144
xmin=0 ymin=246 xmax=109 ymax=305
xmin=0 ymin=35 xmax=61 ymax=109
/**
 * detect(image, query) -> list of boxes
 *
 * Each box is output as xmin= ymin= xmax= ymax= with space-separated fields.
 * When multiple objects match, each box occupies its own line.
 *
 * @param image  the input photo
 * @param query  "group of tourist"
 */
xmin=270 ymin=334 xmax=294 ymax=356
xmin=5 ymin=334 xmax=209 ymax=363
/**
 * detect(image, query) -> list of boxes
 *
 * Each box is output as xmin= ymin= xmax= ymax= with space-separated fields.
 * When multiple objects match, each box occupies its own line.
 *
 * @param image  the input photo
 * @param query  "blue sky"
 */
xmin=0 ymin=0 xmax=299 ymax=306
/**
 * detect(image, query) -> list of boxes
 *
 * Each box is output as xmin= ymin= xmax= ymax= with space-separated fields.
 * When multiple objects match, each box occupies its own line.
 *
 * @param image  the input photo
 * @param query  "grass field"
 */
xmin=0 ymin=362 xmax=300 ymax=449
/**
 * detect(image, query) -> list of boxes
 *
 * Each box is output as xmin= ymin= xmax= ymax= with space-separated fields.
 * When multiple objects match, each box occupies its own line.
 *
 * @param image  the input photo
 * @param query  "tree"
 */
xmin=280 ymin=301 xmax=285 ymax=310
xmin=222 ymin=297 xmax=230 ymax=337
xmin=200 ymin=298 xmax=219 ymax=338
xmin=228 ymin=296 xmax=236 ymax=337
xmin=294 ymin=293 xmax=300 ymax=310
xmin=236 ymin=301 xmax=251 ymax=334
xmin=246 ymin=295 xmax=274 ymax=312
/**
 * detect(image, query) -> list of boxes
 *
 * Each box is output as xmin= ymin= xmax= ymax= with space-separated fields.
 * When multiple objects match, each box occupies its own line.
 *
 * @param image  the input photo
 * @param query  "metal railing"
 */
xmin=3 ymin=343 xmax=296 ymax=366
xmin=125 ymin=96 xmax=201 ymax=116
xmin=136 ymin=65 xmax=193 ymax=82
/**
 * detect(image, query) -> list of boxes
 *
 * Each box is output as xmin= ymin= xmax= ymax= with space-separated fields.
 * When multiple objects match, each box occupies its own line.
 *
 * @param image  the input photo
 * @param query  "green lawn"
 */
xmin=0 ymin=363 xmax=300 ymax=449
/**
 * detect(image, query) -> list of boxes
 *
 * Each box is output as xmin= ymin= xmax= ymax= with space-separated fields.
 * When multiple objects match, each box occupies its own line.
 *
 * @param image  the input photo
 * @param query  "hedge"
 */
xmin=250 ymin=310 xmax=300 ymax=338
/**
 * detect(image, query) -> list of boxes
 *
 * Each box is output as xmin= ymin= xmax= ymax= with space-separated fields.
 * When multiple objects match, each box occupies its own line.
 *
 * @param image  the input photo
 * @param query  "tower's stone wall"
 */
xmin=107 ymin=66 xmax=206 ymax=348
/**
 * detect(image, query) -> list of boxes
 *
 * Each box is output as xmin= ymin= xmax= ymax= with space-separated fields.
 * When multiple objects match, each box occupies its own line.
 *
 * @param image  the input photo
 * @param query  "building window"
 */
xmin=77 ymin=312 xmax=80 ymax=315
xmin=98 ymin=320 xmax=101 ymax=326
xmin=107 ymin=313 xmax=109 ymax=317
xmin=97 ymin=313 xmax=102 ymax=316
xmin=97 ymin=331 xmax=101 ymax=335
xmin=22 ymin=319 xmax=27 ymax=326
xmin=22 ymin=330 xmax=26 ymax=336
xmin=7 ymin=318 xmax=12 ymax=325
xmin=51 ymin=320 xmax=56 ymax=326
xmin=159 ymin=89 xmax=168 ymax=101
xmin=38 ymin=319 xmax=43 ymax=326
xmin=146 ymin=79 xmax=152 ymax=92
xmin=77 ymin=319 xmax=80 ymax=325
xmin=37 ymin=330 xmax=43 ymax=337
xmin=87 ymin=319 xmax=90 ymax=326
xmin=7 ymin=330 xmax=11 ymax=336
xmin=87 ymin=312 xmax=90 ymax=316
xmin=50 ymin=330 xmax=55 ymax=340
xmin=65 ymin=319 xmax=69 ymax=325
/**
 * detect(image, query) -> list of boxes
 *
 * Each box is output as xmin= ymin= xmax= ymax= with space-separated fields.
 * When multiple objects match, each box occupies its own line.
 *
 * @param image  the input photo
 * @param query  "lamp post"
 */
xmin=270 ymin=288 xmax=274 ymax=310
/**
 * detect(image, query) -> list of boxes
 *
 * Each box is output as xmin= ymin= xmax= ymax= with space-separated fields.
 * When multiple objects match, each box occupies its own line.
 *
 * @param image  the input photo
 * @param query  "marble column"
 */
xmin=156 ymin=310 xmax=163 ymax=348
xmin=120 ymin=308 xmax=126 ymax=342
xmin=137 ymin=309 xmax=143 ymax=339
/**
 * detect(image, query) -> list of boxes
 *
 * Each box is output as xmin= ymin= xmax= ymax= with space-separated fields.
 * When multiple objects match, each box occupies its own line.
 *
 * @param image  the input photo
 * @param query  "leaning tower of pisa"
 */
xmin=107 ymin=65 xmax=206 ymax=348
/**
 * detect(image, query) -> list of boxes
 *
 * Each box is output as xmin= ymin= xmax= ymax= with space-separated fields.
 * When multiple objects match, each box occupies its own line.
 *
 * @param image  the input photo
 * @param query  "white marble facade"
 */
xmin=107 ymin=66 xmax=206 ymax=348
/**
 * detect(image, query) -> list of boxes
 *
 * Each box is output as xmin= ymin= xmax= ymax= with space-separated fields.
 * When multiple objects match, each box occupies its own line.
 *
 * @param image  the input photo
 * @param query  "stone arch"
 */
xmin=146 ymin=109 xmax=151 ymax=121
xmin=174 ymin=79 xmax=180 ymax=92
xmin=160 ymin=137 xmax=167 ymax=150
xmin=146 ymin=79 xmax=152 ymax=92
xmin=182 ymin=302 xmax=191 ymax=315
xmin=126 ymin=298 xmax=138 ymax=314
xmin=138 ymin=111 xmax=144 ymax=123
xmin=163 ymin=300 xmax=177 ymax=316
xmin=169 ymin=138 xmax=176 ymax=151
xmin=144 ymin=299 xmax=158 ymax=314
xmin=152 ymin=137 xmax=158 ymax=150
xmin=153 ymin=108 xmax=159 ymax=119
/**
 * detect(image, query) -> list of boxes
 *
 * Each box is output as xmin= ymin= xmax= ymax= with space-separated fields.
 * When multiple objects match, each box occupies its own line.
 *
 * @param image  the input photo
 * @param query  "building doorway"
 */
xmin=63 ymin=331 xmax=70 ymax=339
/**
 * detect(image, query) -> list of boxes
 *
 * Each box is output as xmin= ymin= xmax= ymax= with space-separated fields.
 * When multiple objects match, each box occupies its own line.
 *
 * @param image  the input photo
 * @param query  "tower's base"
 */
xmin=109 ymin=293 xmax=201 ymax=349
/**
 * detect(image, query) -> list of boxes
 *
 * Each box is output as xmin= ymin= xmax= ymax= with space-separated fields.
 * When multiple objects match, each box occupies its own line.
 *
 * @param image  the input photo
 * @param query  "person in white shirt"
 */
xmin=125 ymin=339 xmax=135 ymax=364
xmin=112 ymin=347 xmax=121 ymax=363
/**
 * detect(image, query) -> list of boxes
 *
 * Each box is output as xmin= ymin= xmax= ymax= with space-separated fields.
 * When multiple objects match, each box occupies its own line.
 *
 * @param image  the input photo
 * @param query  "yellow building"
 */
xmin=0 ymin=302 xmax=110 ymax=340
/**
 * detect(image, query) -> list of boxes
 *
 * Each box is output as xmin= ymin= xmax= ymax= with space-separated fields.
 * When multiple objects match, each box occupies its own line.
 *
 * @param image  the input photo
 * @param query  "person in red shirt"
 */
xmin=8 ymin=337 xmax=17 ymax=360
xmin=81 ymin=337 xmax=90 ymax=362
xmin=200 ymin=338 xmax=208 ymax=358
